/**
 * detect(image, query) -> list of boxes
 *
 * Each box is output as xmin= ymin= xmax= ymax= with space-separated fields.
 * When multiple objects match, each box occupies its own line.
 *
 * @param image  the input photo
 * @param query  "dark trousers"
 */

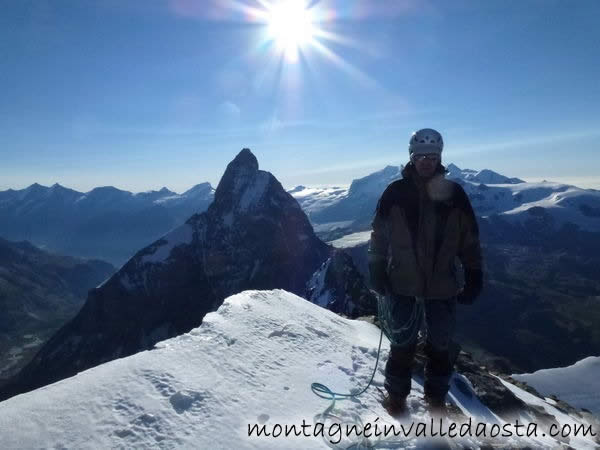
xmin=378 ymin=293 xmax=457 ymax=400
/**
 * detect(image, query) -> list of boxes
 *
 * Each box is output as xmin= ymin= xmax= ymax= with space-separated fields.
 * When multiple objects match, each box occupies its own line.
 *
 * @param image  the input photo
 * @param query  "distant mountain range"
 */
xmin=0 ymin=182 xmax=215 ymax=266
xmin=445 ymin=163 xmax=525 ymax=184
xmin=290 ymin=163 xmax=600 ymax=236
xmin=0 ymin=238 xmax=114 ymax=382
xmin=2 ymin=158 xmax=599 ymax=397
xmin=0 ymin=149 xmax=373 ymax=401
xmin=3 ymin=164 xmax=597 ymax=268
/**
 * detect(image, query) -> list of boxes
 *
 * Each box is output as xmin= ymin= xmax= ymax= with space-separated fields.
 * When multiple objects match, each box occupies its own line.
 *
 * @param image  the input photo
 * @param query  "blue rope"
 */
xmin=309 ymin=295 xmax=424 ymax=448
xmin=310 ymin=325 xmax=386 ymax=449
xmin=310 ymin=325 xmax=385 ymax=403
xmin=310 ymin=295 xmax=423 ymax=403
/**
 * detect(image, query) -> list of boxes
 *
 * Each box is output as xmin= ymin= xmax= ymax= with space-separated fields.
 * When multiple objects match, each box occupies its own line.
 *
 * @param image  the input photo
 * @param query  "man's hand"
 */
xmin=371 ymin=272 xmax=389 ymax=296
xmin=457 ymin=286 xmax=478 ymax=305
xmin=369 ymin=260 xmax=389 ymax=296
xmin=457 ymin=268 xmax=483 ymax=305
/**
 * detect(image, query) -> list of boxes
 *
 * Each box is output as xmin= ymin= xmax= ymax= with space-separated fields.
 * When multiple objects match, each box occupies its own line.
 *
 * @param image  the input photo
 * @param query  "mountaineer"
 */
xmin=368 ymin=128 xmax=483 ymax=416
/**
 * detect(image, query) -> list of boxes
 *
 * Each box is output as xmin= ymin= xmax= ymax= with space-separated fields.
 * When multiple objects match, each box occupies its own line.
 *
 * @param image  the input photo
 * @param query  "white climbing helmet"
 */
xmin=408 ymin=128 xmax=444 ymax=156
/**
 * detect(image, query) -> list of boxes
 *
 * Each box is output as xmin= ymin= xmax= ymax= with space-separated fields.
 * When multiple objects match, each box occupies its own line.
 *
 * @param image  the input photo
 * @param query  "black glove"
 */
xmin=457 ymin=287 xmax=477 ymax=305
xmin=368 ymin=260 xmax=389 ymax=296
xmin=457 ymin=268 xmax=483 ymax=305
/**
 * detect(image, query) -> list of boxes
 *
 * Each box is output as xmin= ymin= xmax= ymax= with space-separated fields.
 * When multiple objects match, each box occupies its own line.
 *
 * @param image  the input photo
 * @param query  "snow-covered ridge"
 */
xmin=289 ymin=185 xmax=349 ymax=216
xmin=327 ymin=231 xmax=372 ymax=249
xmin=290 ymin=163 xmax=600 ymax=233
xmin=347 ymin=165 xmax=403 ymax=196
xmin=458 ymin=179 xmax=600 ymax=232
xmin=512 ymin=357 xmax=600 ymax=416
xmin=0 ymin=290 xmax=596 ymax=449
xmin=446 ymin=163 xmax=524 ymax=185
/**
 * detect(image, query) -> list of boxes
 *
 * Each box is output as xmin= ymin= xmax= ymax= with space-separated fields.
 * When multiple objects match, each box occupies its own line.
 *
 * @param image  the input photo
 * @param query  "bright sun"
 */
xmin=267 ymin=0 xmax=315 ymax=61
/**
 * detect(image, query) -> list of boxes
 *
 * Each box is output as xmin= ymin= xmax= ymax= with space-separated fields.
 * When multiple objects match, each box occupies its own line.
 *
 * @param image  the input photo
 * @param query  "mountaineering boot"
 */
xmin=424 ymin=395 xmax=464 ymax=420
xmin=424 ymin=394 xmax=446 ymax=415
xmin=382 ymin=393 xmax=408 ymax=419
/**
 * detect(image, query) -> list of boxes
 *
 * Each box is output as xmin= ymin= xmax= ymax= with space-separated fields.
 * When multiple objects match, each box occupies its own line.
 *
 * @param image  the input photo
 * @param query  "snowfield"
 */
xmin=288 ymin=185 xmax=349 ymax=216
xmin=0 ymin=290 xmax=597 ymax=449
xmin=328 ymin=231 xmax=372 ymax=249
xmin=512 ymin=356 xmax=600 ymax=416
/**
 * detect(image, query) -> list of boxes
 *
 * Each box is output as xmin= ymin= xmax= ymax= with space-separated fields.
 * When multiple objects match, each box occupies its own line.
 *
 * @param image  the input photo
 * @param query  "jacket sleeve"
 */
xmin=455 ymin=185 xmax=483 ymax=300
xmin=368 ymin=190 xmax=391 ymax=295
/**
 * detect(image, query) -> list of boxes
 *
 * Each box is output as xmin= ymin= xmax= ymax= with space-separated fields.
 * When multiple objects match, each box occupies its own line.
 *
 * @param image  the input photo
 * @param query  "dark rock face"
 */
xmin=580 ymin=203 xmax=600 ymax=217
xmin=453 ymin=351 xmax=527 ymax=419
xmin=0 ymin=238 xmax=114 ymax=382
xmin=305 ymin=249 xmax=377 ymax=318
xmin=2 ymin=149 xmax=331 ymax=401
xmin=342 ymin=243 xmax=369 ymax=280
xmin=406 ymin=348 xmax=600 ymax=444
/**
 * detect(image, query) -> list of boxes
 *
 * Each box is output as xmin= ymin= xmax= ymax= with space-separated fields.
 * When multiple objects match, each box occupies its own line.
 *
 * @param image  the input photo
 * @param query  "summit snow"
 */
xmin=0 ymin=290 xmax=597 ymax=449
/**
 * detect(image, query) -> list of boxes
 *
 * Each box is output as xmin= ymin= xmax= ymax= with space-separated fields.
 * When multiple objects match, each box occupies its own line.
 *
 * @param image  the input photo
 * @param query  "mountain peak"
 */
xmin=214 ymin=148 xmax=260 ymax=204
xmin=230 ymin=148 xmax=258 ymax=172
xmin=182 ymin=182 xmax=213 ymax=197
xmin=20 ymin=183 xmax=48 ymax=199
xmin=347 ymin=165 xmax=402 ymax=196
xmin=50 ymin=183 xmax=70 ymax=191
xmin=26 ymin=182 xmax=46 ymax=190
xmin=288 ymin=185 xmax=306 ymax=194
xmin=0 ymin=148 xmax=331 ymax=398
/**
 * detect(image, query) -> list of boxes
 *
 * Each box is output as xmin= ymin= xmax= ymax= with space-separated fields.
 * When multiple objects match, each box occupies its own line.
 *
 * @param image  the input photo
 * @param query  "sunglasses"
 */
xmin=412 ymin=153 xmax=440 ymax=162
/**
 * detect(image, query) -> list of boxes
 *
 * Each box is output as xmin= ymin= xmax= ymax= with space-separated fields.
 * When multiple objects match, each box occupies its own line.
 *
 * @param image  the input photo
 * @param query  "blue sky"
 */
xmin=2 ymin=0 xmax=599 ymax=193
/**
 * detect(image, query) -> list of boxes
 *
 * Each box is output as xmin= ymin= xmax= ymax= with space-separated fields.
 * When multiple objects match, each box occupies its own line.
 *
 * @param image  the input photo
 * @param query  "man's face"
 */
xmin=412 ymin=153 xmax=440 ymax=178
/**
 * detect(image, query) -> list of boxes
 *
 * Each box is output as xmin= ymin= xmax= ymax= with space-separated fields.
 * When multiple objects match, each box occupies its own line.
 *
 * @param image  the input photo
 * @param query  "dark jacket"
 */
xmin=368 ymin=164 xmax=482 ymax=300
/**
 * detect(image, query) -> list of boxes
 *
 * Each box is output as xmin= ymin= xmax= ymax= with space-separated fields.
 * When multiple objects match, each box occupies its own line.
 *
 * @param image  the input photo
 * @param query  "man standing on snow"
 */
xmin=368 ymin=128 xmax=483 ymax=416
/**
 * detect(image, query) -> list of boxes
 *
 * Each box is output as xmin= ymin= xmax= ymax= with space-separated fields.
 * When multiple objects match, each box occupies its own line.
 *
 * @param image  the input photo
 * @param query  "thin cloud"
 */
xmin=522 ymin=176 xmax=600 ymax=190
xmin=290 ymin=156 xmax=402 ymax=177
xmin=217 ymin=101 xmax=242 ymax=119
xmin=455 ymin=128 xmax=600 ymax=154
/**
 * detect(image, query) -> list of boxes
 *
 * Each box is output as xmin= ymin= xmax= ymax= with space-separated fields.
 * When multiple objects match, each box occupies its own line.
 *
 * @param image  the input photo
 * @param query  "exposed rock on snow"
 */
xmin=305 ymin=250 xmax=376 ymax=318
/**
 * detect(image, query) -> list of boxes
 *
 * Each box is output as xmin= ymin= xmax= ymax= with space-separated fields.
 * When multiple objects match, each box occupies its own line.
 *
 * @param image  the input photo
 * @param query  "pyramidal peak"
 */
xmin=212 ymin=148 xmax=280 ymax=218
xmin=215 ymin=148 xmax=259 ymax=199
xmin=0 ymin=148 xmax=331 ymax=401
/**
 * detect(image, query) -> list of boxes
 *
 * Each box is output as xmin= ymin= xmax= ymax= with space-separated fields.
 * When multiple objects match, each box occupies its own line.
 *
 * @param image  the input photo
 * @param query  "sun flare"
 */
xmin=267 ymin=0 xmax=315 ymax=61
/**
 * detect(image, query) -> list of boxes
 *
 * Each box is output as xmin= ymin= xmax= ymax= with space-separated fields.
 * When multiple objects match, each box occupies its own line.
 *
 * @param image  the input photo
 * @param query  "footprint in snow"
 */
xmin=338 ymin=366 xmax=354 ymax=376
xmin=267 ymin=323 xmax=299 ymax=338
xmin=317 ymin=359 xmax=333 ymax=367
xmin=169 ymin=390 xmax=204 ymax=414
xmin=305 ymin=325 xmax=329 ymax=338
